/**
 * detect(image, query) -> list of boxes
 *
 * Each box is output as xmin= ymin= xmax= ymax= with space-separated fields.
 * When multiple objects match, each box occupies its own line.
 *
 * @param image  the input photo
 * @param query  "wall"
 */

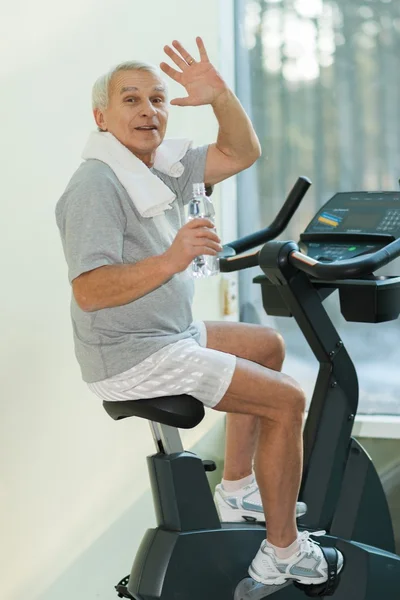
xmin=0 ymin=2 xmax=229 ymax=599
xmin=33 ymin=417 xmax=227 ymax=600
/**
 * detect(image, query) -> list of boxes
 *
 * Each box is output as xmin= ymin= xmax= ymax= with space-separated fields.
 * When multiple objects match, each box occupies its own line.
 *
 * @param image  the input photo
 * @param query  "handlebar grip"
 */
xmin=220 ymin=251 xmax=260 ymax=273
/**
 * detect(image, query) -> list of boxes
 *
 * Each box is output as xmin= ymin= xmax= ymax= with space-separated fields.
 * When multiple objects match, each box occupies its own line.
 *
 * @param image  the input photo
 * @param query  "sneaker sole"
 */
xmin=248 ymin=558 xmax=344 ymax=586
xmin=215 ymin=503 xmax=308 ymax=523
xmin=248 ymin=564 xmax=331 ymax=586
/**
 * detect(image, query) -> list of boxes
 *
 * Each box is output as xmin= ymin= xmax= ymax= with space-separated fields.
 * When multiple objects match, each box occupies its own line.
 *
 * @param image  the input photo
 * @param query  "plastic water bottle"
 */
xmin=187 ymin=183 xmax=220 ymax=278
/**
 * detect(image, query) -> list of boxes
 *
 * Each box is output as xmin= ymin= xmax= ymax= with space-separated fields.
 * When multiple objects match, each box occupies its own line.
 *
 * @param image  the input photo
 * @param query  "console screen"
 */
xmin=343 ymin=212 xmax=382 ymax=230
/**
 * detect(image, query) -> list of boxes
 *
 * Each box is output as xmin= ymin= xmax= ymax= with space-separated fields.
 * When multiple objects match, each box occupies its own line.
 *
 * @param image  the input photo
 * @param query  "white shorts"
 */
xmin=87 ymin=321 xmax=236 ymax=409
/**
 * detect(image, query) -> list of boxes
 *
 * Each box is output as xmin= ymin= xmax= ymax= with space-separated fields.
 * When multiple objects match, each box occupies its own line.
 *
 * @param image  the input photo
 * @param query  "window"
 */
xmin=234 ymin=0 xmax=400 ymax=416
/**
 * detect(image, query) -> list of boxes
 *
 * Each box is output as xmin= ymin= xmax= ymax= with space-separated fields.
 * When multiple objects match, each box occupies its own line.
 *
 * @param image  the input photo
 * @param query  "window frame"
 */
xmin=228 ymin=0 xmax=400 ymax=435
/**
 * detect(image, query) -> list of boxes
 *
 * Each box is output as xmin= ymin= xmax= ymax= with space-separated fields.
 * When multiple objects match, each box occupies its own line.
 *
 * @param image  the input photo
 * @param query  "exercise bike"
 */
xmin=104 ymin=177 xmax=400 ymax=599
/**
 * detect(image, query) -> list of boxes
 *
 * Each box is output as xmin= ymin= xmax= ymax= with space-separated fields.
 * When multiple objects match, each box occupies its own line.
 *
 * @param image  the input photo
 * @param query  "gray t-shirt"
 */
xmin=55 ymin=145 xmax=209 ymax=383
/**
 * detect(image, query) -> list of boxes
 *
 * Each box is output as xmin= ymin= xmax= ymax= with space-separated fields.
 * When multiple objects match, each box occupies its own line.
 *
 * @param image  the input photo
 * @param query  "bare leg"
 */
xmin=223 ymin=413 xmax=259 ymax=480
xmin=205 ymin=321 xmax=305 ymax=547
xmin=205 ymin=322 xmax=285 ymax=482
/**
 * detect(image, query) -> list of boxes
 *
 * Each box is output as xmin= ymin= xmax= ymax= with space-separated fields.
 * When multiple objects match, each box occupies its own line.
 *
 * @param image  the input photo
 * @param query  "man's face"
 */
xmin=94 ymin=70 xmax=169 ymax=167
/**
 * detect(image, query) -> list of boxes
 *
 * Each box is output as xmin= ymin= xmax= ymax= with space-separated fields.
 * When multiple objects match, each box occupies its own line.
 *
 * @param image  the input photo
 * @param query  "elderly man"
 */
xmin=56 ymin=37 xmax=343 ymax=586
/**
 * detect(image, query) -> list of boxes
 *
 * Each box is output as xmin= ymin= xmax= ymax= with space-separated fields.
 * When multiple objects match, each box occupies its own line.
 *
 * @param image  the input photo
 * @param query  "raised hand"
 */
xmin=160 ymin=37 xmax=228 ymax=107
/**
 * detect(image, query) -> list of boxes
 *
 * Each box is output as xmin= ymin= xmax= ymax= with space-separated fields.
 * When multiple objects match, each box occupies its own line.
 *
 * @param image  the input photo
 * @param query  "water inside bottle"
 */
xmin=187 ymin=182 xmax=220 ymax=278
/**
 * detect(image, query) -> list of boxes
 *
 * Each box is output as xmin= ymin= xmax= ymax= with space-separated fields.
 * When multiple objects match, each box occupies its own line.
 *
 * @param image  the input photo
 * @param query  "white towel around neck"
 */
xmin=81 ymin=131 xmax=193 ymax=218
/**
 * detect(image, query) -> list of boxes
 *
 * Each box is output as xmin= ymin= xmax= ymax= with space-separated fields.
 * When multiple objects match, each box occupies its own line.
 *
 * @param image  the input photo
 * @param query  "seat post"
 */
xmin=149 ymin=421 xmax=184 ymax=454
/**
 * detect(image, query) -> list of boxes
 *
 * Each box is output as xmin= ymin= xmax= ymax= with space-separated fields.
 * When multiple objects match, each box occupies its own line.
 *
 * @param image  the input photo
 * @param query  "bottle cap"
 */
xmin=192 ymin=182 xmax=206 ymax=196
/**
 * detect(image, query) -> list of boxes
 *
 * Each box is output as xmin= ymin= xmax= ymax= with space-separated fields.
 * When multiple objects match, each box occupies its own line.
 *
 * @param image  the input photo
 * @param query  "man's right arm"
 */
xmin=73 ymin=256 xmax=174 ymax=312
xmin=72 ymin=218 xmax=222 ymax=312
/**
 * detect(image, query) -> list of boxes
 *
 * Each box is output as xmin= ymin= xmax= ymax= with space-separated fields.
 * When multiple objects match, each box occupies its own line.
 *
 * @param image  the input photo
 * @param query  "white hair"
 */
xmin=91 ymin=61 xmax=167 ymax=111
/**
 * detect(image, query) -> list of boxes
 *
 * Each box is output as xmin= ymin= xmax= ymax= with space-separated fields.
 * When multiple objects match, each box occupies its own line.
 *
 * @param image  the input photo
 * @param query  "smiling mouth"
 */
xmin=135 ymin=126 xmax=158 ymax=131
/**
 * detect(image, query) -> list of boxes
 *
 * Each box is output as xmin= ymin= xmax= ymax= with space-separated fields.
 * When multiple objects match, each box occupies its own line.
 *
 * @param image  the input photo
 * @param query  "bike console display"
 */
xmin=299 ymin=191 xmax=400 ymax=261
xmin=221 ymin=180 xmax=400 ymax=323
xmin=257 ymin=189 xmax=400 ymax=324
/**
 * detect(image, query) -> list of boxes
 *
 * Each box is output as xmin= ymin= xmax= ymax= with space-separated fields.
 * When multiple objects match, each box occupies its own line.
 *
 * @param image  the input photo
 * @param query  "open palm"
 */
xmin=160 ymin=37 xmax=228 ymax=106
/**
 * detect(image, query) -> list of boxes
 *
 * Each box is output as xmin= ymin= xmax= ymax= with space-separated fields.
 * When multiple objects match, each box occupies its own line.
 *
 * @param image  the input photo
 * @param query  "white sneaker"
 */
xmin=249 ymin=531 xmax=344 ymax=586
xmin=214 ymin=480 xmax=307 ymax=522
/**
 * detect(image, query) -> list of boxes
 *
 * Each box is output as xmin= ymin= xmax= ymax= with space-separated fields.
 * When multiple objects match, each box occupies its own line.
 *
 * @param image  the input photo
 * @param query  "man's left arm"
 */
xmin=205 ymin=89 xmax=262 ymax=186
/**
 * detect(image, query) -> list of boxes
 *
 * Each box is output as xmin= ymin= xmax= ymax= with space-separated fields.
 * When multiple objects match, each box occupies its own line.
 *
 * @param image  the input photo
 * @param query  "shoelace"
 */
xmin=297 ymin=530 xmax=326 ymax=557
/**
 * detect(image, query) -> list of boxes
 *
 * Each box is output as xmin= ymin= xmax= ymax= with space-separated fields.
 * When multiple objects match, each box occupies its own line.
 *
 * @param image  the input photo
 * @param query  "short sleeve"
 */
xmin=56 ymin=170 xmax=127 ymax=284
xmin=177 ymin=145 xmax=210 ymax=205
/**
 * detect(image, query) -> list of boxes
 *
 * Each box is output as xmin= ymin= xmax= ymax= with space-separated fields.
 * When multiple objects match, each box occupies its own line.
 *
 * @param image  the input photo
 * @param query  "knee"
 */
xmin=263 ymin=328 xmax=286 ymax=370
xmin=273 ymin=331 xmax=286 ymax=366
xmin=281 ymin=376 xmax=307 ymax=418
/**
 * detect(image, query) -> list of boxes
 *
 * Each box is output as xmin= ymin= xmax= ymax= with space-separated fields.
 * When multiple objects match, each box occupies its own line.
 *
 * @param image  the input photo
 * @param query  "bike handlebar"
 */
xmin=220 ymin=176 xmax=400 ymax=278
xmin=288 ymin=238 xmax=400 ymax=280
xmin=220 ymin=176 xmax=311 ymax=272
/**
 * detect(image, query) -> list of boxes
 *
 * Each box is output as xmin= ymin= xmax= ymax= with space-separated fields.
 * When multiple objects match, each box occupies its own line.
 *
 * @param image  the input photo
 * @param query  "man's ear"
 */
xmin=93 ymin=108 xmax=107 ymax=131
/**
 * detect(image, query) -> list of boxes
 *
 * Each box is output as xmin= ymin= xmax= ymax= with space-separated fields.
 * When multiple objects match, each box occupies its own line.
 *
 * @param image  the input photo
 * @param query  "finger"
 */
xmin=193 ymin=239 xmax=223 ymax=252
xmin=172 ymin=39 xmax=196 ymax=65
xmin=193 ymin=229 xmax=221 ymax=243
xmin=159 ymin=62 xmax=182 ymax=83
xmin=193 ymin=246 xmax=220 ymax=256
xmin=163 ymin=44 xmax=189 ymax=71
xmin=196 ymin=36 xmax=209 ymax=61
xmin=170 ymin=96 xmax=193 ymax=106
xmin=186 ymin=218 xmax=215 ymax=228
